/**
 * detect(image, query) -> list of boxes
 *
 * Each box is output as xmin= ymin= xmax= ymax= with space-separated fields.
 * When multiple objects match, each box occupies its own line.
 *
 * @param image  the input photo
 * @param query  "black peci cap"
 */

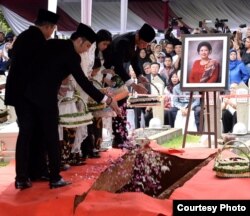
xmin=76 ymin=23 xmax=97 ymax=44
xmin=138 ymin=23 xmax=156 ymax=43
xmin=35 ymin=9 xmax=59 ymax=25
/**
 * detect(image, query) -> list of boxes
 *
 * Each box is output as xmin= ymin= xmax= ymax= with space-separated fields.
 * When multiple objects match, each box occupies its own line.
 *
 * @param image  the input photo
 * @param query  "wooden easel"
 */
xmin=182 ymin=91 xmax=218 ymax=148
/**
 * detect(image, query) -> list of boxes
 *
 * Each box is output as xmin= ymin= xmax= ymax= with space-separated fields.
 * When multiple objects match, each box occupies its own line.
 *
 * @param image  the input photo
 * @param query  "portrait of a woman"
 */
xmin=188 ymin=41 xmax=220 ymax=83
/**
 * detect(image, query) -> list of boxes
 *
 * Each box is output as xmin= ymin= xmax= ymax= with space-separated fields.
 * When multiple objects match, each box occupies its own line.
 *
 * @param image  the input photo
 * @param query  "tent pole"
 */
xmin=48 ymin=0 xmax=58 ymax=38
xmin=81 ymin=0 xmax=92 ymax=26
xmin=120 ymin=0 xmax=128 ymax=33
xmin=48 ymin=0 xmax=57 ymax=13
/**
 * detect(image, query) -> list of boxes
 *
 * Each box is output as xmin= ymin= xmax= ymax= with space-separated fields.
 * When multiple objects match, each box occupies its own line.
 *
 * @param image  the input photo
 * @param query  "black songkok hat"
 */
xmin=138 ymin=23 xmax=156 ymax=43
xmin=76 ymin=23 xmax=97 ymax=44
xmin=35 ymin=9 xmax=59 ymax=24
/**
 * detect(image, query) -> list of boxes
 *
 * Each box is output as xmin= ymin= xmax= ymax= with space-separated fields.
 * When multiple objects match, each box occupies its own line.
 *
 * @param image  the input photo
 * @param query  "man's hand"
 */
xmin=103 ymin=78 xmax=114 ymax=87
xmin=131 ymin=83 xmax=148 ymax=94
xmin=106 ymin=97 xmax=121 ymax=116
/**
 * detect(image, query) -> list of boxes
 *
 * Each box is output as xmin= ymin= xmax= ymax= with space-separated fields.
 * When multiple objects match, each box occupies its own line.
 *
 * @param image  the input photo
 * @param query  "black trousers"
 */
xmin=15 ymin=98 xmax=44 ymax=181
xmin=81 ymin=117 xmax=102 ymax=156
xmin=28 ymin=122 xmax=48 ymax=180
xmin=15 ymin=98 xmax=61 ymax=182
xmin=144 ymin=109 xmax=153 ymax=127
xmin=222 ymin=109 xmax=237 ymax=133
xmin=133 ymin=108 xmax=145 ymax=128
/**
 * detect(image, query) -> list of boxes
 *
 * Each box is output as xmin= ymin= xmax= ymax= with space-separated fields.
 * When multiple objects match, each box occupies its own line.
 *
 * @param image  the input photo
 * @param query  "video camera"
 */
xmin=169 ymin=17 xmax=182 ymax=27
xmin=215 ymin=18 xmax=228 ymax=29
xmin=239 ymin=24 xmax=247 ymax=28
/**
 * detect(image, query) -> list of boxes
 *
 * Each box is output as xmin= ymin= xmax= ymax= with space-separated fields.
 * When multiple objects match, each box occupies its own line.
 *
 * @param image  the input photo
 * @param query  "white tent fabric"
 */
xmin=2 ymin=0 xmax=250 ymax=36
xmin=58 ymin=1 xmax=145 ymax=33
xmin=0 ymin=5 xmax=33 ymax=35
xmin=0 ymin=5 xmax=72 ymax=37
xmin=169 ymin=0 xmax=250 ymax=31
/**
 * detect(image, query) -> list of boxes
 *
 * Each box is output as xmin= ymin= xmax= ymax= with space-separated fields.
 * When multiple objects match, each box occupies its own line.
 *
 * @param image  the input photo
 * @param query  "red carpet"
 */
xmin=0 ymin=144 xmax=249 ymax=216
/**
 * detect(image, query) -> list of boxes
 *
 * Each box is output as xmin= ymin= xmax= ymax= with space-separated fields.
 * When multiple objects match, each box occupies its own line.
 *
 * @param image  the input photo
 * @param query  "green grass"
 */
xmin=162 ymin=134 xmax=201 ymax=148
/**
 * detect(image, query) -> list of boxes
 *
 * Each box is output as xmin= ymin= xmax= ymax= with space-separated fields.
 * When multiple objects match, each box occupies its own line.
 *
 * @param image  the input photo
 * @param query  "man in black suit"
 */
xmin=5 ymin=9 xmax=60 ymax=189
xmin=24 ymin=23 xmax=119 ymax=189
xmin=104 ymin=23 xmax=156 ymax=93
xmin=103 ymin=23 xmax=156 ymax=147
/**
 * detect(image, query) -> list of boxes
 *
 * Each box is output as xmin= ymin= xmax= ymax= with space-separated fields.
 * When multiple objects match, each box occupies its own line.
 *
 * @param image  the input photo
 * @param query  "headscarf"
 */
xmin=229 ymin=49 xmax=241 ymax=70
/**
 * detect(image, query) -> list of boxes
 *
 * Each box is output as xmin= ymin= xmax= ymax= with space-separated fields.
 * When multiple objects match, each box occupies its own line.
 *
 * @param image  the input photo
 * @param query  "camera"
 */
xmin=169 ymin=17 xmax=182 ymax=27
xmin=239 ymin=24 xmax=247 ymax=28
xmin=215 ymin=18 xmax=228 ymax=29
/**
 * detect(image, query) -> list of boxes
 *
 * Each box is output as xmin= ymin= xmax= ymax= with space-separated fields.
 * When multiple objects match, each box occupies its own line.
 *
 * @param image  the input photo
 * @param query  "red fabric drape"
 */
xmin=128 ymin=0 xmax=165 ymax=30
xmin=163 ymin=1 xmax=169 ymax=29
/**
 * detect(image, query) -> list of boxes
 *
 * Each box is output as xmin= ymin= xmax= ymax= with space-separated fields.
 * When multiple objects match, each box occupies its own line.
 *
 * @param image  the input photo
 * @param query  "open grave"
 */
xmin=74 ymin=141 xmax=217 ymax=212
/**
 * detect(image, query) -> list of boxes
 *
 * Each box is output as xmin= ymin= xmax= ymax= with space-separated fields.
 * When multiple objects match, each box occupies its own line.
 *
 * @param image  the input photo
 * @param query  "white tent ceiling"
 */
xmin=1 ymin=0 xmax=250 ymax=36
xmin=58 ymin=1 xmax=145 ymax=33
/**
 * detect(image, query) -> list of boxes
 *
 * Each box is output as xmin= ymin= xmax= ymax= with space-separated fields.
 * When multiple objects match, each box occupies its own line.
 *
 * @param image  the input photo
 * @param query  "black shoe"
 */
xmin=69 ymin=153 xmax=86 ymax=166
xmin=80 ymin=154 xmax=88 ymax=160
xmin=69 ymin=160 xmax=86 ymax=166
xmin=60 ymin=164 xmax=71 ymax=171
xmin=112 ymin=138 xmax=123 ymax=149
xmin=15 ymin=179 xmax=32 ymax=190
xmin=49 ymin=178 xmax=71 ymax=189
xmin=89 ymin=152 xmax=101 ymax=158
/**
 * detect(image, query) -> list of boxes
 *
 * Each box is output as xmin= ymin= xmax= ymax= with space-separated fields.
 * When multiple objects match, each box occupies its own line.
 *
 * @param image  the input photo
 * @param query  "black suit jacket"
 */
xmin=103 ymin=32 xmax=142 ymax=82
xmin=5 ymin=26 xmax=46 ymax=106
xmin=25 ymin=39 xmax=104 ymax=110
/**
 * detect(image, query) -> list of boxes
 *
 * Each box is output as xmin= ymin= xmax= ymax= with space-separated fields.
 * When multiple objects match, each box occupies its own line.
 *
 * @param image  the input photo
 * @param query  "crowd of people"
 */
xmin=1 ymin=9 xmax=250 ymax=191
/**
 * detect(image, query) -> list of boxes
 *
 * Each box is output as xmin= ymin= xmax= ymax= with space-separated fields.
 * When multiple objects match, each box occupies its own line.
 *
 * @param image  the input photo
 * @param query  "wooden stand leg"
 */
xmin=213 ymin=91 xmax=218 ymax=148
xmin=182 ymin=92 xmax=193 ymax=148
xmin=182 ymin=91 xmax=218 ymax=149
xmin=206 ymin=92 xmax=211 ymax=148
xmin=199 ymin=92 xmax=205 ymax=133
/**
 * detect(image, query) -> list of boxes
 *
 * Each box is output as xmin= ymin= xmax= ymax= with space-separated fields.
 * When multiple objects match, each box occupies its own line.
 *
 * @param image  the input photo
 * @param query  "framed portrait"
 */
xmin=180 ymin=34 xmax=230 ymax=91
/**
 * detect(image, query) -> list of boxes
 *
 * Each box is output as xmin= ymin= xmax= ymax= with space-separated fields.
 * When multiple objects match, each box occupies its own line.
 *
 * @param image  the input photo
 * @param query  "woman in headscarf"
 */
xmin=228 ymin=49 xmax=249 ymax=86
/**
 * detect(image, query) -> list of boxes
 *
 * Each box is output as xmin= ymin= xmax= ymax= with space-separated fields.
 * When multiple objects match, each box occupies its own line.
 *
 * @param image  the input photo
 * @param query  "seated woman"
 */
xmin=168 ymin=71 xmax=201 ymax=131
xmin=228 ymin=49 xmax=249 ymax=86
xmin=221 ymin=83 xmax=238 ymax=133
xmin=163 ymin=71 xmax=179 ymax=125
